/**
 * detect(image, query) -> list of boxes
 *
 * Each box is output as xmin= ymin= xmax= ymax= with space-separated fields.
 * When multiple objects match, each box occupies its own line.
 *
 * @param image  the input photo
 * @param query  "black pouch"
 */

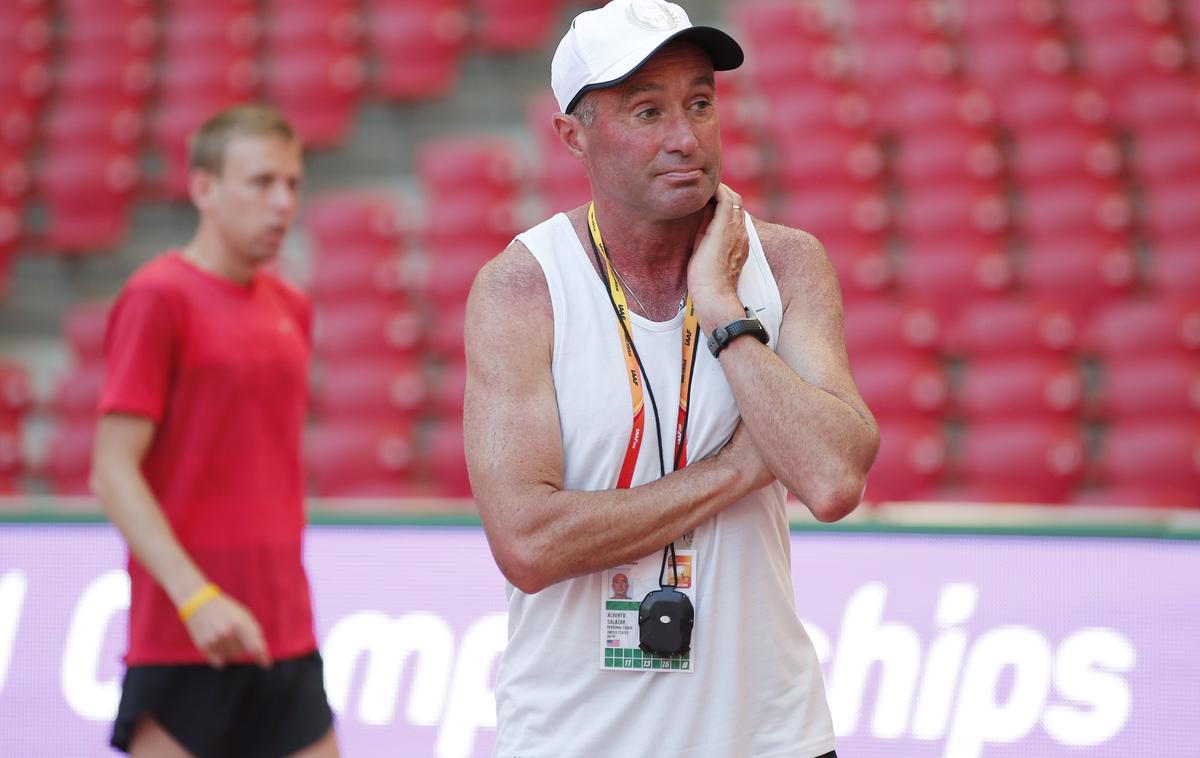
xmin=638 ymin=587 xmax=694 ymax=656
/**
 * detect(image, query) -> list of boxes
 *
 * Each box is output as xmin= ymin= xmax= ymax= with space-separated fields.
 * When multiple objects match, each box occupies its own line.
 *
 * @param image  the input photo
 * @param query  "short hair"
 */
xmin=188 ymin=104 xmax=297 ymax=175
xmin=571 ymin=92 xmax=599 ymax=128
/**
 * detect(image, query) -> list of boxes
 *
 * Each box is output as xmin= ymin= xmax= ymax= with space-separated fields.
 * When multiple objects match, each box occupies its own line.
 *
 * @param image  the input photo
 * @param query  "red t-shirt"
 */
xmin=99 ymin=252 xmax=317 ymax=665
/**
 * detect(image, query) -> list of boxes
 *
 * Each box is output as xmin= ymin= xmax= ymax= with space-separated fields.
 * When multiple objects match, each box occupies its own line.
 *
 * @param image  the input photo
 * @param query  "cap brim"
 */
xmin=566 ymin=26 xmax=744 ymax=114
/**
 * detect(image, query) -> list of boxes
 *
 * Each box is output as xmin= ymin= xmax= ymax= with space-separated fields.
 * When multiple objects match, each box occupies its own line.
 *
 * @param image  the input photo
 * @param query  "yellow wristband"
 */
xmin=178 ymin=583 xmax=221 ymax=622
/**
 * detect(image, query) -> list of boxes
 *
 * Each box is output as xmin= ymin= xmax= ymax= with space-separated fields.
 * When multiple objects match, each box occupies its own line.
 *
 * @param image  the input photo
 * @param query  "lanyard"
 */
xmin=587 ymin=202 xmax=700 ymax=489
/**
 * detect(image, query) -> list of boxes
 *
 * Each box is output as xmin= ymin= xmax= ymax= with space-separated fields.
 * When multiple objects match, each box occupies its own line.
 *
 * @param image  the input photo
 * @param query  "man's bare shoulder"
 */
xmin=469 ymin=239 xmax=552 ymax=322
xmin=751 ymin=218 xmax=840 ymax=308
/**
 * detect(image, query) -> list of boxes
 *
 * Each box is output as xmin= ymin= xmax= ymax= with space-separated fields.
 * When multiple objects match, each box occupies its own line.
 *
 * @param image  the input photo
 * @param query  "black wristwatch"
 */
xmin=707 ymin=307 xmax=769 ymax=357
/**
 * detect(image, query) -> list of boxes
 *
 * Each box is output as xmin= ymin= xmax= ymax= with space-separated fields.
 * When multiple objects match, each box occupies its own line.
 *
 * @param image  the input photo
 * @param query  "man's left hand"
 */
xmin=688 ymin=183 xmax=750 ymax=333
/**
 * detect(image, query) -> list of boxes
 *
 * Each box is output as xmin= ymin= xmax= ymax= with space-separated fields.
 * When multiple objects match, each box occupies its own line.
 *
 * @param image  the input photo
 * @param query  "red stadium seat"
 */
xmin=307 ymin=420 xmax=416 ymax=497
xmin=53 ymin=54 xmax=155 ymax=109
xmin=0 ymin=362 xmax=32 ymax=420
xmin=1182 ymin=0 xmax=1200 ymax=41
xmin=957 ymin=0 xmax=1058 ymax=36
xmin=893 ymin=124 xmax=1002 ymax=187
xmin=305 ymin=191 xmax=404 ymax=255
xmin=421 ymin=194 xmax=520 ymax=255
xmin=265 ymin=2 xmax=361 ymax=51
xmin=0 ymin=415 xmax=21 ymax=486
xmin=40 ymin=149 xmax=139 ymax=252
xmin=1075 ymin=26 xmax=1188 ymax=99
xmin=996 ymin=74 xmax=1110 ymax=132
xmin=955 ymin=419 xmax=1085 ymax=503
xmin=763 ymin=82 xmax=872 ymax=138
xmin=961 ymin=28 xmax=1070 ymax=101
xmin=161 ymin=3 xmax=261 ymax=54
xmin=311 ymin=357 xmax=426 ymax=422
xmin=823 ymin=236 xmax=892 ymax=301
xmin=1021 ymin=234 xmax=1138 ymax=316
xmin=419 ymin=422 xmax=471 ymax=497
xmin=863 ymin=419 xmax=945 ymax=501
xmin=850 ymin=353 xmax=948 ymax=420
xmin=1097 ymin=421 xmax=1200 ymax=494
xmin=895 ymin=246 xmax=1013 ymax=320
xmin=0 ymin=58 xmax=51 ymax=117
xmin=1016 ymin=179 xmax=1132 ymax=239
xmin=158 ymin=53 xmax=259 ymax=104
xmin=426 ymin=303 xmax=468 ymax=363
xmin=955 ymin=355 xmax=1083 ymax=421
xmin=884 ymin=80 xmax=995 ymax=136
xmin=1094 ymin=354 xmax=1200 ymax=421
xmin=1061 ymin=0 xmax=1174 ymax=33
xmin=776 ymin=186 xmax=889 ymax=245
xmin=1113 ymin=73 xmax=1200 ymax=129
xmin=0 ymin=145 xmax=31 ymax=203
xmin=43 ymin=421 xmax=96 ymax=496
xmin=1130 ymin=124 xmax=1200 ymax=184
xmin=1148 ymin=243 xmax=1200 ymax=300
xmin=896 ymin=180 xmax=1008 ymax=247
xmin=58 ymin=9 xmax=157 ymax=57
xmin=367 ymin=0 xmax=468 ymax=101
xmin=473 ymin=0 xmax=560 ymax=52
xmin=428 ymin=361 xmax=466 ymax=418
xmin=415 ymin=137 xmax=521 ymax=198
xmin=1011 ymin=124 xmax=1123 ymax=184
xmin=51 ymin=363 xmax=105 ymax=421
xmin=776 ymin=127 xmax=884 ymax=189
xmin=843 ymin=297 xmax=941 ymax=359
xmin=309 ymin=253 xmax=405 ymax=305
xmin=1083 ymin=299 xmax=1200 ymax=358
xmin=736 ymin=0 xmax=831 ymax=45
xmin=1142 ymin=177 xmax=1200 ymax=245
xmin=742 ymin=19 xmax=844 ymax=97
xmin=42 ymin=101 xmax=144 ymax=151
xmin=420 ymin=247 xmax=485 ymax=307
xmin=313 ymin=300 xmax=422 ymax=359
xmin=856 ymin=33 xmax=957 ymax=115
xmin=265 ymin=49 xmax=364 ymax=149
xmin=62 ymin=301 xmax=112 ymax=363
xmin=0 ymin=4 xmax=53 ymax=63
xmin=945 ymin=299 xmax=1078 ymax=357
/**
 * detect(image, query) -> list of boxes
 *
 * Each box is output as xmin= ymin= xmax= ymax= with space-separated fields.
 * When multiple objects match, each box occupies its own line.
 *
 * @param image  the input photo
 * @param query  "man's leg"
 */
xmin=128 ymin=716 xmax=195 ymax=758
xmin=287 ymin=727 xmax=339 ymax=758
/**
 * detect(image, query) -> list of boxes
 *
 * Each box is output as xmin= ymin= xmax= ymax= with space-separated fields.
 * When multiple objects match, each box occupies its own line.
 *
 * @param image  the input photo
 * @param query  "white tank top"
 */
xmin=495 ymin=212 xmax=835 ymax=757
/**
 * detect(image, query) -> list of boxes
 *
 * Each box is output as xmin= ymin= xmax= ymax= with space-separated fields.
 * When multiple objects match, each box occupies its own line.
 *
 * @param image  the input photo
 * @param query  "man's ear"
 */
xmin=188 ymin=168 xmax=214 ymax=211
xmin=553 ymin=113 xmax=587 ymax=160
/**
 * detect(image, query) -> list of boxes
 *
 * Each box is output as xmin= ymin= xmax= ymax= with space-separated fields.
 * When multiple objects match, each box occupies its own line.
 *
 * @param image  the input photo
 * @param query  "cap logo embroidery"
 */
xmin=625 ymin=0 xmax=679 ymax=31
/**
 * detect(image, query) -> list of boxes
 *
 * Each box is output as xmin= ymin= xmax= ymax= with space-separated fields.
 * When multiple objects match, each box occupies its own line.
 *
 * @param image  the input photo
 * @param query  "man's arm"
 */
xmin=90 ymin=414 xmax=270 ymax=668
xmin=688 ymin=185 xmax=880 ymax=522
xmin=464 ymin=243 xmax=772 ymax=595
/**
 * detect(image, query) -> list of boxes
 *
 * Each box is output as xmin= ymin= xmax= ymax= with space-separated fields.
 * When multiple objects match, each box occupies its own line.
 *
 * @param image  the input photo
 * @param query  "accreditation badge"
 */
xmin=600 ymin=545 xmax=697 ymax=673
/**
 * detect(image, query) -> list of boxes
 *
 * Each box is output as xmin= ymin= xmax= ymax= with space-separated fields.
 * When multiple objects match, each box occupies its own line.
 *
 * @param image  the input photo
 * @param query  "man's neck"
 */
xmin=576 ymin=199 xmax=703 ymax=319
xmin=588 ymin=200 xmax=702 ymax=280
xmin=181 ymin=227 xmax=255 ymax=286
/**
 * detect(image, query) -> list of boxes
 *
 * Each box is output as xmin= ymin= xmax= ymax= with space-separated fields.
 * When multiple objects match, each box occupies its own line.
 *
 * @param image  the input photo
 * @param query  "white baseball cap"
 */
xmin=551 ymin=0 xmax=744 ymax=114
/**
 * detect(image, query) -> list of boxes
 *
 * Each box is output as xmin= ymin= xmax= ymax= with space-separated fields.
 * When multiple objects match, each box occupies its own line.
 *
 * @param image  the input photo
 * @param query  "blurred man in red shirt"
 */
xmin=91 ymin=104 xmax=338 ymax=758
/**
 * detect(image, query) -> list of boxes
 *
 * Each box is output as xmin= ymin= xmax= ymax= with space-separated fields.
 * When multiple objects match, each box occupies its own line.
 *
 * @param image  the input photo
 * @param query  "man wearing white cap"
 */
xmin=464 ymin=0 xmax=878 ymax=755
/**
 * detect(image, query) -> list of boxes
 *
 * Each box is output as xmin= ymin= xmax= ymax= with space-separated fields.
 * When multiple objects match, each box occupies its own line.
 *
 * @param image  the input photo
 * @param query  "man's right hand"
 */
xmin=184 ymin=593 xmax=273 ymax=670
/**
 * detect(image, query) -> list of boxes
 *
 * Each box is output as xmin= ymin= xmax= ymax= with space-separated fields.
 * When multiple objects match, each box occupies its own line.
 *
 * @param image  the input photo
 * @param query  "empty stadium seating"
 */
xmin=0 ymin=0 xmax=1197 ymax=511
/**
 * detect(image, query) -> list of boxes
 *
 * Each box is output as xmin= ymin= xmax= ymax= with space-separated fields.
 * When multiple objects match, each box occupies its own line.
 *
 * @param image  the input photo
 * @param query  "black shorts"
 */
xmin=111 ymin=651 xmax=334 ymax=758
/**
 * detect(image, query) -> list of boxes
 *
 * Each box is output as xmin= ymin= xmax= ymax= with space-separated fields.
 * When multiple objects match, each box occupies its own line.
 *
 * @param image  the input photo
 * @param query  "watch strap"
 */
xmin=707 ymin=307 xmax=769 ymax=357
